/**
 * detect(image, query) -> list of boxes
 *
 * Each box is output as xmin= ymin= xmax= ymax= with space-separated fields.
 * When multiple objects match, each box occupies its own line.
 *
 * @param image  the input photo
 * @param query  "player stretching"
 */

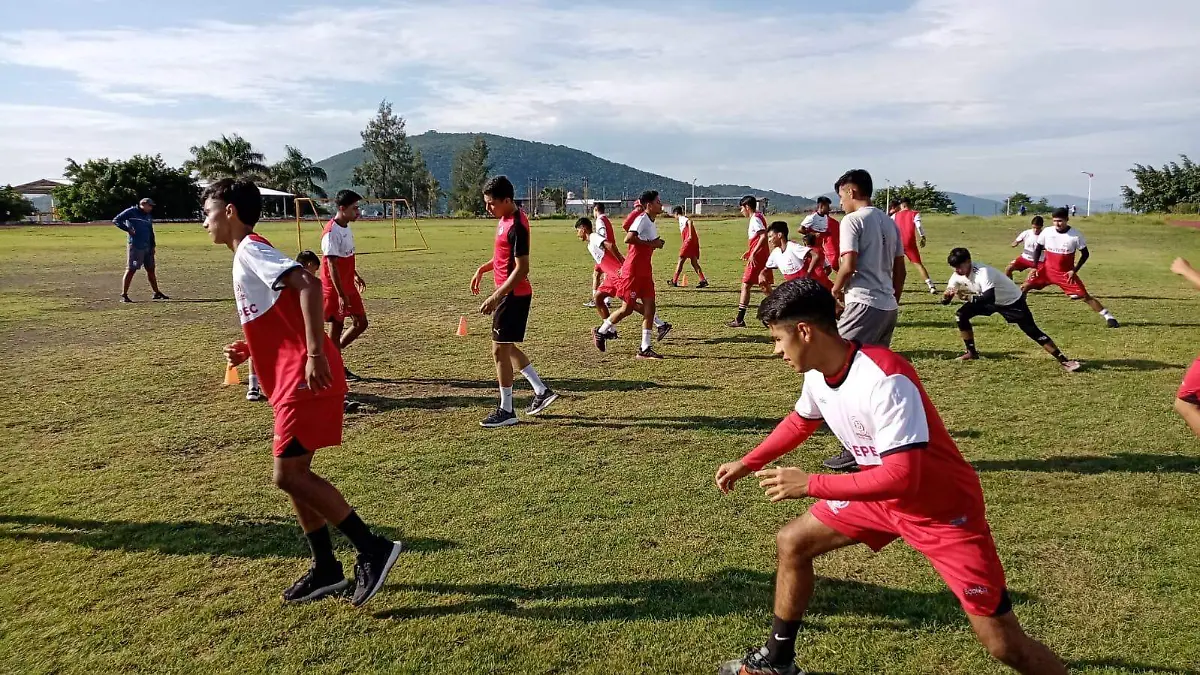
xmin=764 ymin=222 xmax=831 ymax=290
xmin=622 ymin=198 xmax=645 ymax=232
xmin=321 ymin=190 xmax=369 ymax=381
xmin=714 ymin=280 xmax=1067 ymax=675
xmin=470 ymin=176 xmax=559 ymax=428
xmin=576 ymin=217 xmax=671 ymax=339
xmin=800 ymin=196 xmax=840 ymax=273
xmin=728 ymin=196 xmax=773 ymax=327
xmin=943 ymin=248 xmax=1081 ymax=371
xmin=1023 ymin=207 xmax=1119 ymax=328
xmin=669 ymin=205 xmax=708 ymax=287
xmin=204 ymin=179 xmax=400 ymax=607
xmin=593 ymin=190 xmax=667 ymax=359
xmin=586 ymin=202 xmax=620 ymax=308
xmin=1171 ymin=257 xmax=1200 ymax=436
xmin=1005 ymin=215 xmax=1045 ymax=279
xmin=893 ymin=197 xmax=937 ymax=293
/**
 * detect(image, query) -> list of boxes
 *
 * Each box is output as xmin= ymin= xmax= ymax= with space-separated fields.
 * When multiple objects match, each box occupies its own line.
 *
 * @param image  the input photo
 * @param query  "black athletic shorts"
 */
xmin=958 ymin=293 xmax=1035 ymax=325
xmin=492 ymin=293 xmax=531 ymax=343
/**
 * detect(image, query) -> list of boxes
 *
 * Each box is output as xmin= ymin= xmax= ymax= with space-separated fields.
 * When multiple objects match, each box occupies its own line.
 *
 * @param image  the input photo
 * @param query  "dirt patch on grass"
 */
xmin=1169 ymin=220 xmax=1200 ymax=229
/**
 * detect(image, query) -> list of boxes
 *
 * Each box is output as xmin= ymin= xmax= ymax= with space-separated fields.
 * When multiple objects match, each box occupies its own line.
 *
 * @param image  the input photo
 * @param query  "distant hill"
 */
xmin=977 ymin=193 xmax=1129 ymax=213
xmin=316 ymin=132 xmax=815 ymax=212
xmin=821 ymin=190 xmax=1005 ymax=215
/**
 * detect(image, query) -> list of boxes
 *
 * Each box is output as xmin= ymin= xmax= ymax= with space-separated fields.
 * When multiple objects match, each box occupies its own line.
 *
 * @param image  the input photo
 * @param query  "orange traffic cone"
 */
xmin=680 ymin=274 xmax=688 ymax=287
xmin=223 ymin=364 xmax=240 ymax=386
xmin=456 ymin=316 xmax=468 ymax=336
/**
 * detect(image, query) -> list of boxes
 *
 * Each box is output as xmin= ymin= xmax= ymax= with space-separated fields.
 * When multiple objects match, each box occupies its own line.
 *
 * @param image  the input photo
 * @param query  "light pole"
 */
xmin=884 ymin=178 xmax=892 ymax=210
xmin=691 ymin=178 xmax=697 ymax=215
xmin=1081 ymin=171 xmax=1093 ymax=217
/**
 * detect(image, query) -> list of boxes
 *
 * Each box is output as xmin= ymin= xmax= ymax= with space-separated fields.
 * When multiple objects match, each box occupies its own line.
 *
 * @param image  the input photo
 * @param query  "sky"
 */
xmin=2 ymin=0 xmax=1198 ymax=199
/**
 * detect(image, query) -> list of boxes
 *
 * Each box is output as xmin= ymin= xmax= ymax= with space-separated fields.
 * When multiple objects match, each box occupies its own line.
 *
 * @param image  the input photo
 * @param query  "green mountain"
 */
xmin=315 ymin=131 xmax=815 ymax=212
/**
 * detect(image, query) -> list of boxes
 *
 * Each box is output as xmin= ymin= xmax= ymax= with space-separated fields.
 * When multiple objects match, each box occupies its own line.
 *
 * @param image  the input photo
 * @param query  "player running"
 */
xmin=728 ymin=196 xmax=774 ymax=327
xmin=320 ymin=190 xmax=369 ymax=381
xmin=668 ymin=206 xmax=708 ymax=287
xmin=586 ymin=202 xmax=620 ymax=308
xmin=204 ymin=179 xmax=401 ymax=608
xmin=1171 ymin=257 xmax=1200 ymax=436
xmin=943 ymin=248 xmax=1081 ymax=371
xmin=800 ymin=196 xmax=840 ymax=274
xmin=576 ymin=217 xmax=671 ymax=341
xmin=592 ymin=190 xmax=667 ymax=359
xmin=714 ymin=279 xmax=1067 ymax=675
xmin=1005 ymin=215 xmax=1045 ymax=279
xmin=470 ymin=176 xmax=560 ymax=428
xmin=764 ymin=222 xmax=831 ymax=290
xmin=893 ymin=197 xmax=937 ymax=293
xmin=1023 ymin=207 xmax=1119 ymax=328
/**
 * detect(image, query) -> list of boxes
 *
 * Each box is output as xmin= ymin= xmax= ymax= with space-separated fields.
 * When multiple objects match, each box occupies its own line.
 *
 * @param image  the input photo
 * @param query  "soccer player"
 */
xmin=1023 ymin=207 xmax=1119 ymax=328
xmin=470 ymin=176 xmax=559 ymax=427
xmin=321 ymin=190 xmax=369 ymax=381
xmin=893 ymin=197 xmax=937 ymax=293
xmin=764 ymin=222 xmax=816 ymax=284
xmin=799 ymin=196 xmax=840 ymax=273
xmin=714 ymin=280 xmax=1067 ymax=675
xmin=728 ymin=196 xmax=773 ymax=327
xmin=622 ymin=198 xmax=645 ymax=231
xmin=586 ymin=202 xmax=621 ymax=308
xmin=245 ymin=249 xmax=320 ymax=404
xmin=669 ymin=205 xmax=708 ymax=287
xmin=943 ymin=248 xmax=1081 ymax=371
xmin=576 ymin=217 xmax=671 ymax=339
xmin=886 ymin=199 xmax=900 ymax=216
xmin=204 ymin=179 xmax=400 ymax=607
xmin=592 ymin=190 xmax=667 ymax=359
xmin=113 ymin=197 xmax=169 ymax=302
xmin=1171 ymin=257 xmax=1200 ymax=436
xmin=1005 ymin=215 xmax=1045 ymax=279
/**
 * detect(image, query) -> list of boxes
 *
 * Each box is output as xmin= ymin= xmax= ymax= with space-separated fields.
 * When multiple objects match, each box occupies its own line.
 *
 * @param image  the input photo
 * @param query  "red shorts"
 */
xmin=822 ymin=242 xmax=840 ymax=271
xmin=743 ymin=259 xmax=774 ymax=287
xmin=323 ymin=287 xmax=366 ymax=322
xmin=811 ymin=499 xmax=1009 ymax=616
xmin=1179 ymin=356 xmax=1200 ymax=404
xmin=679 ymin=242 xmax=700 ymax=260
xmin=617 ymin=274 xmax=655 ymax=303
xmin=903 ymin=239 xmax=923 ymax=264
xmin=1024 ymin=269 xmax=1088 ymax=298
xmin=597 ymin=274 xmax=620 ymax=297
xmin=272 ymin=397 xmax=344 ymax=457
xmin=1009 ymin=257 xmax=1037 ymax=272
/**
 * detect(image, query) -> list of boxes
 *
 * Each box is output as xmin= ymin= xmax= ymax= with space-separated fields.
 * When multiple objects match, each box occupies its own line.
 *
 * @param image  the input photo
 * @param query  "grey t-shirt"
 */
xmin=839 ymin=206 xmax=902 ymax=311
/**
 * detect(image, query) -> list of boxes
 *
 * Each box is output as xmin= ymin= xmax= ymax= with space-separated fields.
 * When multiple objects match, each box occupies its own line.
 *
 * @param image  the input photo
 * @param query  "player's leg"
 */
xmin=121 ymin=247 xmax=139 ymax=301
xmin=967 ymin=613 xmax=1068 ymax=675
xmin=339 ymin=313 xmax=370 ymax=350
xmin=1004 ymin=261 xmax=1017 ymax=279
xmin=636 ymin=296 xmax=663 ymax=358
xmin=594 ymin=290 xmax=612 ymax=320
xmin=759 ymin=269 xmax=774 ymax=296
xmin=1080 ymin=292 xmax=1119 ymax=327
xmin=588 ymin=268 xmax=602 ymax=307
xmin=955 ymin=305 xmax=980 ymax=360
xmin=690 ymin=257 xmax=708 ymax=287
xmin=1174 ymin=357 xmax=1200 ymax=436
xmin=915 ymin=260 xmax=936 ymax=292
xmin=729 ymin=282 xmax=753 ymax=327
xmin=508 ymin=344 xmax=558 ymax=415
xmin=594 ymin=289 xmax=637 ymax=351
xmin=671 ymin=257 xmax=686 ymax=285
xmin=246 ymin=359 xmax=263 ymax=401
xmin=1007 ymin=299 xmax=1079 ymax=370
xmin=327 ymin=318 xmax=345 ymax=350
xmin=491 ymin=341 xmax=517 ymax=415
xmin=145 ymin=262 xmax=168 ymax=299
xmin=1175 ymin=398 xmax=1200 ymax=437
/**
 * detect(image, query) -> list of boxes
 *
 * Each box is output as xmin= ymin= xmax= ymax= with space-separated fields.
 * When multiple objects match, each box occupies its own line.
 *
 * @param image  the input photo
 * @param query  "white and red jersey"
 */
xmin=1014 ymin=228 xmax=1040 ymax=261
xmin=587 ymin=231 xmax=621 ymax=277
xmin=622 ymin=213 xmax=659 ymax=279
xmin=794 ymin=343 xmax=985 ymax=520
xmin=800 ymin=213 xmax=828 ymax=234
xmin=1036 ymin=226 xmax=1087 ymax=275
xmin=319 ymin=218 xmax=356 ymax=291
xmin=234 ymin=234 xmax=346 ymax=408
xmin=596 ymin=214 xmax=615 ymax=248
xmin=747 ymin=211 xmax=767 ymax=241
xmin=766 ymin=241 xmax=812 ymax=280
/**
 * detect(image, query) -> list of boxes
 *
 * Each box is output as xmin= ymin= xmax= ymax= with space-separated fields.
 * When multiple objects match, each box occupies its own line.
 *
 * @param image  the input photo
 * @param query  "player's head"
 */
xmin=815 ymin=195 xmax=832 ymax=215
xmin=139 ymin=197 xmax=155 ymax=214
xmin=1031 ymin=215 xmax=1044 ymax=232
xmin=483 ymin=175 xmax=517 ymax=218
xmin=899 ymin=197 xmax=912 ymax=210
xmin=640 ymin=190 xmax=662 ymax=217
xmin=335 ymin=189 xmax=362 ymax=223
xmin=593 ymin=202 xmax=606 ymax=216
xmin=834 ymin=169 xmax=873 ymax=205
xmin=671 ymin=205 xmax=684 ymax=217
xmin=574 ymin=217 xmax=593 ymax=241
xmin=202 ymin=178 xmax=261 ymax=248
xmin=887 ymin=199 xmax=901 ymax=215
xmin=757 ymin=278 xmax=840 ymax=374
xmin=1052 ymin=207 xmax=1070 ymax=231
xmin=801 ymin=232 xmax=818 ymax=248
xmin=739 ymin=195 xmax=757 ymax=217
xmin=767 ymin=220 xmax=789 ymax=249
xmin=946 ymin=247 xmax=973 ymax=277
xmin=296 ymin=249 xmax=320 ymax=275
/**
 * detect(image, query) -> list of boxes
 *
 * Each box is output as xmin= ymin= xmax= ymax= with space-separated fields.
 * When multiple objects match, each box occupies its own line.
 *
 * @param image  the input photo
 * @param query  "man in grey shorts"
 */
xmin=114 ymin=197 xmax=168 ymax=302
xmin=826 ymin=169 xmax=906 ymax=469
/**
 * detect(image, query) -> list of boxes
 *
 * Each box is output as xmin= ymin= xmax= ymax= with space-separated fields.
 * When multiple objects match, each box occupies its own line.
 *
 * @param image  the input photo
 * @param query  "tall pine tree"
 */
xmin=352 ymin=100 xmax=431 ymax=215
xmin=449 ymin=135 xmax=492 ymax=216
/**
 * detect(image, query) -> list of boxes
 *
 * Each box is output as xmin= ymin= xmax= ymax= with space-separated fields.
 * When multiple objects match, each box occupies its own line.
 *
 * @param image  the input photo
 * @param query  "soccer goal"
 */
xmin=293 ymin=197 xmax=430 ymax=253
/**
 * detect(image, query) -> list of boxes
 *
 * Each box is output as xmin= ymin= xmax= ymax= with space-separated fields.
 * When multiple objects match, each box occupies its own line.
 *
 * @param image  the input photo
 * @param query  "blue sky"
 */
xmin=2 ymin=0 xmax=1198 ymax=199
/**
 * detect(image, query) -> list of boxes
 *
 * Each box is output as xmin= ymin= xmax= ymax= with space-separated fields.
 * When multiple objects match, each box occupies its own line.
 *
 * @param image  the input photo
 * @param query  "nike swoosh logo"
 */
xmin=773 ymin=634 xmax=791 ymax=641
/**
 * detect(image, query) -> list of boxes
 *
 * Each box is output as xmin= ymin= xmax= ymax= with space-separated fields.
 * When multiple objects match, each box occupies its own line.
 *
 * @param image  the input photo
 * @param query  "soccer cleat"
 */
xmin=956 ymin=352 xmax=980 ymax=361
xmin=282 ymin=564 xmax=350 ymax=604
xmin=718 ymin=647 xmax=804 ymax=675
xmin=480 ymin=407 xmax=519 ymax=428
xmin=527 ymin=389 xmax=560 ymax=416
xmin=656 ymin=322 xmax=673 ymax=341
xmin=822 ymin=449 xmax=858 ymax=472
xmin=584 ymin=300 xmax=597 ymax=308
xmin=350 ymin=540 xmax=403 ymax=608
xmin=1106 ymin=318 xmax=1120 ymax=329
xmin=120 ymin=295 xmax=133 ymax=303
xmin=1061 ymin=359 xmax=1082 ymax=373
xmin=927 ymin=285 xmax=938 ymax=294
xmin=636 ymin=347 xmax=664 ymax=360
xmin=697 ymin=280 xmax=710 ymax=288
xmin=667 ymin=279 xmax=679 ymax=287
xmin=246 ymin=387 xmax=264 ymax=402
xmin=152 ymin=292 xmax=170 ymax=300
xmin=343 ymin=367 xmax=362 ymax=382
xmin=727 ymin=319 xmax=747 ymax=328
xmin=592 ymin=327 xmax=609 ymax=353
xmin=344 ymin=400 xmax=361 ymax=413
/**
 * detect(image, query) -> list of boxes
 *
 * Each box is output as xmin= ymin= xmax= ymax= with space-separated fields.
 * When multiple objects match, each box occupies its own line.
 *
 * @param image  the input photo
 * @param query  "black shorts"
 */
xmin=492 ymin=293 xmax=531 ymax=343
xmin=958 ymin=294 xmax=1035 ymax=325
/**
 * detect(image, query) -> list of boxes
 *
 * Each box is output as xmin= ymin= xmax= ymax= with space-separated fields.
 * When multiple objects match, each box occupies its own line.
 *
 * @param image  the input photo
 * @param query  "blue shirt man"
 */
xmin=115 ymin=197 xmax=168 ymax=302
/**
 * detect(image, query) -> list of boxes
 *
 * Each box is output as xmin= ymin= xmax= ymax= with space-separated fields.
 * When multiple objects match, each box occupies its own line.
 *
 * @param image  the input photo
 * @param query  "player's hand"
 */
xmin=940 ymin=291 xmax=954 ymax=305
xmin=831 ymin=284 xmax=846 ymax=303
xmin=354 ymin=275 xmax=366 ymax=291
xmin=223 ymin=340 xmax=250 ymax=367
xmin=741 ymin=251 xmax=751 ymax=261
xmin=305 ymin=352 xmax=332 ymax=391
xmin=756 ymin=467 xmax=810 ymax=502
xmin=338 ymin=293 xmax=348 ymax=314
xmin=480 ymin=294 xmax=500 ymax=315
xmin=919 ymin=236 xmax=926 ymax=248
xmin=715 ymin=460 xmax=752 ymax=494
xmin=653 ymin=238 xmax=666 ymax=249
xmin=1171 ymin=257 xmax=1193 ymax=276
xmin=470 ymin=272 xmax=483 ymax=296
xmin=1064 ymin=270 xmax=1076 ymax=282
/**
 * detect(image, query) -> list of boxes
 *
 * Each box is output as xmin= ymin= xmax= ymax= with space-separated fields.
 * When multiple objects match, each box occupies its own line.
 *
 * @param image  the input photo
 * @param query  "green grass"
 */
xmin=1 ymin=213 xmax=1199 ymax=674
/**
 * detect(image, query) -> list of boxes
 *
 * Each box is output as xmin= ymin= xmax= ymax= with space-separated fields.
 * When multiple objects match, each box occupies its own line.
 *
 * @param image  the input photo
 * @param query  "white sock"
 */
xmin=499 ymin=386 xmax=513 ymax=412
xmin=926 ymin=278 xmax=936 ymax=289
xmin=604 ymin=297 xmax=613 ymax=307
xmin=1100 ymin=309 xmax=1114 ymax=320
xmin=641 ymin=328 xmax=653 ymax=351
xmin=600 ymin=319 xmax=614 ymax=334
xmin=520 ymin=364 xmax=547 ymax=396
xmin=653 ymin=315 xmax=665 ymax=328
xmin=248 ymin=373 xmax=259 ymax=390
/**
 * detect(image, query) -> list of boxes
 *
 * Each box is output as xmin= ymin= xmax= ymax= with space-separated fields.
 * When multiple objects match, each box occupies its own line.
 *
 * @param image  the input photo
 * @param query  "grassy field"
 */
xmin=1 ymin=212 xmax=1199 ymax=675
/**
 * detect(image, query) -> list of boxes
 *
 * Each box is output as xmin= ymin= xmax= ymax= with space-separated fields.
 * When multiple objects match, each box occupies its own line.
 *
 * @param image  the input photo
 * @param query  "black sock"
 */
xmin=1050 ymin=349 xmax=1067 ymax=363
xmin=335 ymin=510 xmax=385 ymax=555
xmin=964 ymin=339 xmax=978 ymax=356
xmin=305 ymin=524 xmax=338 ymax=570
xmin=736 ymin=304 xmax=748 ymax=323
xmin=765 ymin=615 xmax=803 ymax=666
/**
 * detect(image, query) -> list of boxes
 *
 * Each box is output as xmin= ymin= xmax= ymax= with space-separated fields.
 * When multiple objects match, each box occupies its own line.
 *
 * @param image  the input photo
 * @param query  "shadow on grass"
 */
xmin=360 ymin=377 xmax=715 ymax=392
xmin=901 ymin=349 xmax=1018 ymax=361
xmin=949 ymin=429 xmax=983 ymax=439
xmin=540 ymin=414 xmax=780 ymax=433
xmin=164 ymin=298 xmax=231 ymax=304
xmin=674 ymin=334 xmax=773 ymax=345
xmin=1069 ymin=659 xmax=1199 ymax=674
xmin=972 ymin=453 xmax=1200 ymax=474
xmin=1083 ymin=358 xmax=1181 ymax=372
xmin=377 ymin=568 xmax=1024 ymax=626
xmin=348 ymin=392 xmax=495 ymax=412
xmin=0 ymin=514 xmax=455 ymax=558
xmin=1119 ymin=322 xmax=1200 ymax=328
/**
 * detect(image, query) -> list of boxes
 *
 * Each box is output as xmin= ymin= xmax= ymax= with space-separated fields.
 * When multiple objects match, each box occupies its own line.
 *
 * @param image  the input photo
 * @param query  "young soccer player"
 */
xmin=622 ymin=198 xmax=644 ymax=232
xmin=1023 ymin=207 xmax=1119 ymax=328
xmin=1171 ymin=257 xmax=1200 ymax=436
xmin=586 ymin=202 xmax=620 ymax=308
xmin=246 ymin=249 xmax=321 ymax=403
xmin=321 ymin=190 xmax=369 ymax=381
xmin=470 ymin=175 xmax=559 ymax=428
xmin=893 ymin=197 xmax=937 ymax=293
xmin=575 ymin=218 xmax=671 ymax=340
xmin=592 ymin=190 xmax=667 ymax=358
xmin=943 ymin=248 xmax=1081 ymax=371
xmin=668 ymin=205 xmax=708 ymax=288
xmin=799 ymin=196 xmax=840 ymax=274
xmin=204 ymin=179 xmax=400 ymax=607
xmin=714 ymin=280 xmax=1067 ymax=675
xmin=1005 ymin=215 xmax=1045 ymax=279
xmin=764 ymin=222 xmax=819 ymax=285
xmin=728 ymin=196 xmax=773 ymax=327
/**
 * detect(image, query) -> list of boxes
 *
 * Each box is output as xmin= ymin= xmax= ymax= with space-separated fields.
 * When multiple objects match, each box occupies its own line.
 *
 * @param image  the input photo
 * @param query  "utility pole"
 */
xmin=1081 ymin=171 xmax=1094 ymax=217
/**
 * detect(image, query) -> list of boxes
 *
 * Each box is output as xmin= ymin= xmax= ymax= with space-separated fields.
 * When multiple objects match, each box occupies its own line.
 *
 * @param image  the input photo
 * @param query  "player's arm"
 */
xmin=716 ymin=412 xmax=823 ymax=494
xmin=915 ymin=213 xmax=926 ymax=245
xmin=602 ymin=239 xmax=625 ymax=263
xmin=892 ymin=255 xmax=907 ymax=302
xmin=279 ymin=266 xmax=333 ymax=391
xmin=491 ymin=255 xmax=528 ymax=299
xmin=113 ymin=207 xmax=135 ymax=234
xmin=807 ymin=249 xmax=823 ymax=275
xmin=325 ymin=253 xmax=348 ymax=301
xmin=470 ymin=261 xmax=494 ymax=295
xmin=832 ymin=252 xmax=857 ymax=300
xmin=750 ymin=231 xmax=768 ymax=258
xmin=1171 ymin=258 xmax=1200 ymax=290
xmin=1011 ymin=233 xmax=1024 ymax=248
xmin=1073 ymin=247 xmax=1090 ymax=272
xmin=1031 ymin=243 xmax=1045 ymax=265
xmin=623 ymin=228 xmax=663 ymax=249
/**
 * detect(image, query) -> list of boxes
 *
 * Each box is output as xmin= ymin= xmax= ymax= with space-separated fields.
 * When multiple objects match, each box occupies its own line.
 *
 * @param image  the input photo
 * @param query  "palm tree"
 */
xmin=269 ymin=146 xmax=328 ymax=199
xmin=185 ymin=134 xmax=270 ymax=182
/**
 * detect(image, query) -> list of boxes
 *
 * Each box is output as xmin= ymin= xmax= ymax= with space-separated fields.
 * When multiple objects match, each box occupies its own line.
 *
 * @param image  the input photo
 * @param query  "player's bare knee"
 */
xmin=776 ymin=521 xmax=819 ymax=561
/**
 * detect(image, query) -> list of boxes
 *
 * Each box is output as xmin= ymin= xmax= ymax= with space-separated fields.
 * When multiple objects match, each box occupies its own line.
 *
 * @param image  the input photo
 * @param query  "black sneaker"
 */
xmin=1106 ymin=318 xmax=1120 ymax=328
xmin=667 ymin=279 xmax=679 ymax=287
xmin=656 ymin=322 xmax=673 ymax=341
xmin=344 ymin=400 xmax=361 ymax=413
xmin=697 ymin=280 xmax=709 ymax=288
xmin=636 ymin=347 xmax=664 ymax=360
xmin=120 ymin=295 xmax=133 ymax=303
xmin=727 ymin=319 xmax=746 ymax=328
xmin=527 ymin=389 xmax=560 ymax=416
xmin=152 ymin=292 xmax=170 ymax=300
xmin=344 ymin=367 xmax=362 ymax=382
xmin=822 ymin=449 xmax=858 ymax=472
xmin=592 ymin=327 xmax=609 ymax=353
xmin=246 ymin=387 xmax=264 ymax=402
xmin=350 ymin=540 xmax=402 ymax=608
xmin=481 ymin=407 xmax=519 ymax=428
xmin=718 ymin=647 xmax=803 ymax=675
xmin=282 ymin=564 xmax=350 ymax=604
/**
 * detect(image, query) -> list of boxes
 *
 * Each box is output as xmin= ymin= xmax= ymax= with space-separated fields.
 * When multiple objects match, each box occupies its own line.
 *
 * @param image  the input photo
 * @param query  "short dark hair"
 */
xmin=1052 ymin=207 xmax=1069 ymax=220
xmin=639 ymin=190 xmax=659 ymax=205
xmin=801 ymin=232 xmax=818 ymax=247
xmin=816 ymin=196 xmax=832 ymax=206
xmin=888 ymin=199 xmax=901 ymax=210
xmin=739 ymin=195 xmax=757 ymax=210
xmin=756 ymin=278 xmax=838 ymax=331
xmin=296 ymin=250 xmax=320 ymax=268
xmin=483 ymin=175 xmax=516 ymax=202
xmin=671 ymin=205 xmax=684 ymax=216
xmin=1031 ymin=215 xmax=1044 ymax=226
xmin=833 ymin=169 xmax=873 ymax=198
xmin=202 ymin=178 xmax=261 ymax=227
xmin=593 ymin=202 xmax=606 ymax=214
xmin=575 ymin=217 xmax=593 ymax=231
xmin=767 ymin=221 xmax=789 ymax=238
xmin=899 ymin=197 xmax=911 ymax=207
xmin=335 ymin=189 xmax=362 ymax=208
xmin=947 ymin=247 xmax=972 ymax=267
